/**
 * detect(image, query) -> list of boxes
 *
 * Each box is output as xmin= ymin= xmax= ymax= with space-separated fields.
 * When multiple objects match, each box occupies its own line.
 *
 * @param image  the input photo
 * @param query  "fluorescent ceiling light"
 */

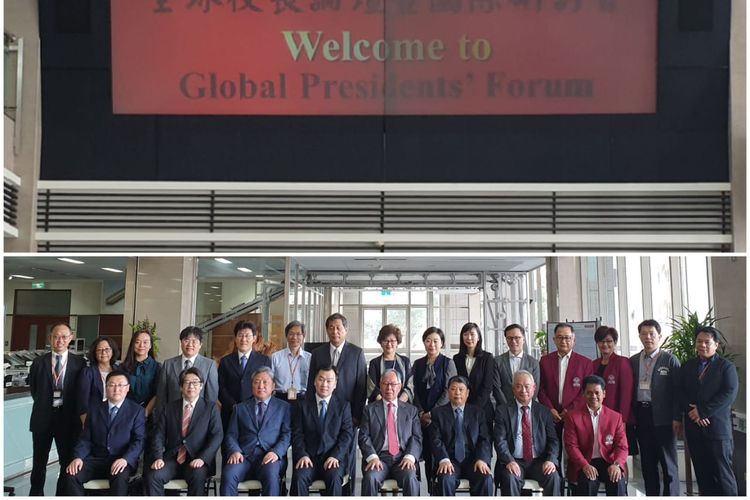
xmin=9 ymin=274 xmax=34 ymax=280
xmin=237 ymin=267 xmax=253 ymax=273
xmin=214 ymin=258 xmax=232 ymax=264
xmin=101 ymin=267 xmax=123 ymax=273
xmin=255 ymin=274 xmax=264 ymax=278
xmin=210 ymin=286 xmax=220 ymax=289
xmin=58 ymin=258 xmax=84 ymax=264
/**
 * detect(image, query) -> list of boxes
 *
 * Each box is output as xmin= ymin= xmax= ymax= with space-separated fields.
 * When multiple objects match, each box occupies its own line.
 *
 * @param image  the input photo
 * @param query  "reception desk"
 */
xmin=3 ymin=391 xmax=57 ymax=480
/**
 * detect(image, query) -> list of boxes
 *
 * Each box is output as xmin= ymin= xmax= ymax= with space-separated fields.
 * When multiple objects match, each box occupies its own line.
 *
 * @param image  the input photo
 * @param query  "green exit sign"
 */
xmin=31 ymin=282 xmax=46 ymax=289
xmin=380 ymin=290 xmax=392 ymax=296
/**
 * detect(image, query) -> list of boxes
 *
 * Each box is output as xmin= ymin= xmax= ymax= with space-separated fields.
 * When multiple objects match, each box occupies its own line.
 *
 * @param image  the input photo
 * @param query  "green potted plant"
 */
xmin=534 ymin=328 xmax=548 ymax=356
xmin=130 ymin=318 xmax=161 ymax=358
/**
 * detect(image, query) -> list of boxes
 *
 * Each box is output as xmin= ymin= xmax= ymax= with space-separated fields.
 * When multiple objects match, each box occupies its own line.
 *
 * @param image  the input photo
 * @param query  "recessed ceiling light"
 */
xmin=214 ymin=258 xmax=232 ymax=264
xmin=9 ymin=274 xmax=34 ymax=280
xmin=203 ymin=292 xmax=211 ymax=295
xmin=210 ymin=286 xmax=220 ymax=289
xmin=237 ymin=267 xmax=253 ymax=273
xmin=255 ymin=274 xmax=264 ymax=278
xmin=101 ymin=267 xmax=123 ymax=273
xmin=58 ymin=258 xmax=84 ymax=264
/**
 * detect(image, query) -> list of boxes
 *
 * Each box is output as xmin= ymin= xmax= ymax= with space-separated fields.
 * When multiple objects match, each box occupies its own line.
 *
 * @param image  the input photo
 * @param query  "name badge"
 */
xmin=53 ymin=391 xmax=63 ymax=407
xmin=639 ymin=381 xmax=650 ymax=390
xmin=287 ymin=387 xmax=297 ymax=400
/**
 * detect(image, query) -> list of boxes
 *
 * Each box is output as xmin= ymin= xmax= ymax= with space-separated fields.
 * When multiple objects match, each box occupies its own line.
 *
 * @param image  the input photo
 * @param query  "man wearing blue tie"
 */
xmin=291 ymin=366 xmax=353 ymax=495
xmin=63 ymin=370 xmax=145 ymax=495
xmin=220 ymin=367 xmax=291 ymax=496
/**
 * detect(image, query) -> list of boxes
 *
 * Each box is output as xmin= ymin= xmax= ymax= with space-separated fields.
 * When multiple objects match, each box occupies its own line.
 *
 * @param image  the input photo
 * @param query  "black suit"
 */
xmin=291 ymin=394 xmax=353 ymax=495
xmin=145 ymin=398 xmax=224 ymax=495
xmin=430 ymin=403 xmax=494 ymax=496
xmin=28 ymin=351 xmax=85 ymax=496
xmin=680 ymin=355 xmax=739 ymax=496
xmin=493 ymin=400 xmax=561 ymax=496
xmin=453 ymin=351 xmax=495 ymax=429
xmin=218 ymin=351 xmax=271 ymax=430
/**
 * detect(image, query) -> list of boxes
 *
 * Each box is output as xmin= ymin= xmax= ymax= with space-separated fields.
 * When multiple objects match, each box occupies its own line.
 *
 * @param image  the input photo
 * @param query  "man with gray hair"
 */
xmin=359 ymin=369 xmax=422 ymax=496
xmin=494 ymin=370 xmax=560 ymax=496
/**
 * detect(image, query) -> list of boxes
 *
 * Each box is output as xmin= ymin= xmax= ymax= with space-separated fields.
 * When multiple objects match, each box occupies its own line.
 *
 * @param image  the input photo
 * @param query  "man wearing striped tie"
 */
xmin=145 ymin=367 xmax=224 ymax=495
xmin=63 ymin=370 xmax=145 ymax=495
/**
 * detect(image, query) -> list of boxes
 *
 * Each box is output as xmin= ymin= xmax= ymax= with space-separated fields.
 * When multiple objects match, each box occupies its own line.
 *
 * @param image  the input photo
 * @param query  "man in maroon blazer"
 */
xmin=564 ymin=375 xmax=628 ymax=496
xmin=538 ymin=323 xmax=593 ymax=427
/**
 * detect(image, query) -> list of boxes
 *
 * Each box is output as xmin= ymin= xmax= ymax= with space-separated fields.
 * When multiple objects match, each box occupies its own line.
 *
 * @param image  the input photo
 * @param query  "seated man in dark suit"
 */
xmin=63 ymin=370 xmax=145 ymax=495
xmin=145 ymin=367 xmax=224 ymax=496
xmin=359 ymin=369 xmax=422 ymax=496
xmin=430 ymin=375 xmax=493 ymax=496
xmin=220 ymin=367 xmax=291 ymax=496
xmin=291 ymin=365 xmax=353 ymax=495
xmin=564 ymin=375 xmax=628 ymax=496
xmin=494 ymin=370 xmax=560 ymax=496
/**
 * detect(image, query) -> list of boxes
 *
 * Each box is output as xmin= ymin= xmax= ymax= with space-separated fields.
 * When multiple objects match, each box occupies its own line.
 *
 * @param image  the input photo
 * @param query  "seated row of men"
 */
xmin=62 ymin=365 xmax=627 ymax=496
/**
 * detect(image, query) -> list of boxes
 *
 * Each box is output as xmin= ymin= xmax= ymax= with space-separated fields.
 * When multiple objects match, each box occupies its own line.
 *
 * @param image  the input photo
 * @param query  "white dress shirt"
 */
xmin=558 ymin=352 xmax=571 ymax=405
xmin=588 ymin=406 xmax=601 ymax=459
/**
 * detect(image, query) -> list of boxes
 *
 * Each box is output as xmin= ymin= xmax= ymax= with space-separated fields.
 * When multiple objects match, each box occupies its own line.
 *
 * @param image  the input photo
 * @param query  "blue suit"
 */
xmin=218 ymin=351 xmax=272 ymax=430
xmin=64 ymin=398 xmax=145 ymax=495
xmin=220 ymin=397 xmax=291 ymax=496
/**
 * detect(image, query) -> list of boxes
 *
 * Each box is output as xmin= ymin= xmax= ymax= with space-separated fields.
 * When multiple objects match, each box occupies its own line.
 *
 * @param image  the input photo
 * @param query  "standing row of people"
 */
xmin=28 ymin=314 xmax=738 ymax=496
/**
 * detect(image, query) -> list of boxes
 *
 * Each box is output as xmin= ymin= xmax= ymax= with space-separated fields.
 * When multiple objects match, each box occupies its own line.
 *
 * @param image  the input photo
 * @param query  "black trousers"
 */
xmin=30 ymin=409 xmax=78 ymax=496
xmin=685 ymin=425 xmax=738 ymax=496
xmin=574 ymin=457 xmax=626 ymax=496
xmin=497 ymin=458 xmax=561 ymax=496
xmin=144 ymin=457 xmax=209 ymax=496
xmin=63 ymin=456 xmax=133 ymax=496
xmin=635 ymin=405 xmax=680 ymax=496
xmin=435 ymin=458 xmax=494 ymax=496
xmin=290 ymin=455 xmax=346 ymax=496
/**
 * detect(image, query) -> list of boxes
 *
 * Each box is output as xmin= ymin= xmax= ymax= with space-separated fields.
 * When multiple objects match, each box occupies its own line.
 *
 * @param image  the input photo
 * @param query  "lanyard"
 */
xmin=698 ymin=360 xmax=711 ymax=381
xmin=52 ymin=357 xmax=67 ymax=388
xmin=287 ymin=351 xmax=301 ymax=387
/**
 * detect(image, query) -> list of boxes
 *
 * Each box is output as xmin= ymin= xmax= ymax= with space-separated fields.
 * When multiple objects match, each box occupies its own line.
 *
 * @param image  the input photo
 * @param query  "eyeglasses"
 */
xmin=555 ymin=336 xmax=574 ymax=342
xmin=106 ymin=383 xmax=129 ymax=389
xmin=95 ymin=348 xmax=112 ymax=354
xmin=382 ymin=339 xmax=398 ymax=345
xmin=382 ymin=382 xmax=401 ymax=388
xmin=181 ymin=338 xmax=200 ymax=344
xmin=183 ymin=381 xmax=203 ymax=387
xmin=506 ymin=336 xmax=524 ymax=342
xmin=52 ymin=335 xmax=71 ymax=342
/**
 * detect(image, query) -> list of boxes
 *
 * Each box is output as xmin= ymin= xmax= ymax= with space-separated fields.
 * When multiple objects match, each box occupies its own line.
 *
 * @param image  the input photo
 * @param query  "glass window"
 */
xmin=362 ymin=308 xmax=383 ymax=352
xmin=625 ymin=256 xmax=644 ymax=356
xmin=586 ymin=257 xmax=600 ymax=318
xmin=684 ymin=256 xmax=710 ymax=318
xmin=650 ymin=256 xmax=673 ymax=338
xmin=361 ymin=290 xmax=410 ymax=305
xmin=411 ymin=290 xmax=428 ymax=304
xmin=409 ymin=307 xmax=428 ymax=357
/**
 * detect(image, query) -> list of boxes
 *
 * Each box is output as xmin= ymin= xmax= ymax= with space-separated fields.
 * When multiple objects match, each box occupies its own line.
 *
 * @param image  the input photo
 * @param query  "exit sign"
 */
xmin=380 ymin=290 xmax=392 ymax=296
xmin=31 ymin=282 xmax=47 ymax=289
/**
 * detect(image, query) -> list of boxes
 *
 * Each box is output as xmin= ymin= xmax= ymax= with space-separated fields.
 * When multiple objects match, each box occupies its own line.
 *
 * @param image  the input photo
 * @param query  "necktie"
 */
xmin=522 ymin=406 xmax=533 ymax=463
xmin=54 ymin=355 xmax=63 ymax=389
xmin=319 ymin=400 xmax=327 ymax=434
xmin=109 ymin=405 xmax=118 ymax=424
xmin=184 ymin=359 xmax=191 ymax=370
xmin=454 ymin=408 xmax=466 ymax=463
xmin=698 ymin=360 xmax=710 ymax=381
xmin=240 ymin=354 xmax=247 ymax=371
xmin=387 ymin=402 xmax=399 ymax=456
xmin=257 ymin=401 xmax=266 ymax=427
xmin=332 ymin=349 xmax=340 ymax=367
xmin=177 ymin=403 xmax=193 ymax=464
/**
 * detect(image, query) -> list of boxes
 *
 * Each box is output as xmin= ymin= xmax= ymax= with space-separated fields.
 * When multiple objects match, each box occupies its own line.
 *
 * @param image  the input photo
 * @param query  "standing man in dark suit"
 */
xmin=679 ymin=326 xmax=739 ymax=496
xmin=63 ymin=370 xmax=146 ymax=496
xmin=359 ymin=370 xmax=422 ymax=496
xmin=28 ymin=322 xmax=86 ymax=496
xmin=493 ymin=324 xmax=540 ymax=406
xmin=430 ymin=375 xmax=493 ymax=496
xmin=220 ymin=367 xmax=291 ymax=496
xmin=156 ymin=326 xmax=219 ymax=415
xmin=291 ymin=365 xmax=353 ymax=496
xmin=308 ymin=313 xmax=367 ymax=481
xmin=494 ymin=370 xmax=561 ymax=496
xmin=145 ymin=367 xmax=224 ymax=496
xmin=629 ymin=319 xmax=682 ymax=496
xmin=218 ymin=320 xmax=271 ymax=430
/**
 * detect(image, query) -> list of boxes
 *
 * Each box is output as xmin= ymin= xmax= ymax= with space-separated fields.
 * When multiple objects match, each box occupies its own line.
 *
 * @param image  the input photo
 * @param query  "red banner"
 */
xmin=111 ymin=0 xmax=657 ymax=115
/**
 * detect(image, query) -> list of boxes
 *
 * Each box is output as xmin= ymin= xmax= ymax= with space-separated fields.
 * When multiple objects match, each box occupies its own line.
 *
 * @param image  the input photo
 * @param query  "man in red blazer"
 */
xmin=564 ymin=375 xmax=628 ymax=496
xmin=538 ymin=323 xmax=593 ymax=443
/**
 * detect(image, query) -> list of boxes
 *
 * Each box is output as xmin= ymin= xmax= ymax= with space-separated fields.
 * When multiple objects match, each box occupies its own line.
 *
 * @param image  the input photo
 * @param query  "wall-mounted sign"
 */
xmin=111 ymin=0 xmax=657 ymax=115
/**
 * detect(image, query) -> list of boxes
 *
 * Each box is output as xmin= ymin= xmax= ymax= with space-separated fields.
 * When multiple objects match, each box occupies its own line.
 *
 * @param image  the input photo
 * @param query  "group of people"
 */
xmin=28 ymin=314 xmax=739 ymax=496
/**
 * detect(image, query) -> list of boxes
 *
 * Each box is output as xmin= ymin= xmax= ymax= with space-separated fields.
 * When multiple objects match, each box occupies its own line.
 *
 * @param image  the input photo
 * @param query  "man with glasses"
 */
xmin=156 ymin=326 xmax=219 ymax=415
xmin=219 ymin=321 xmax=271 ymax=431
xmin=538 ymin=323 xmax=593 ymax=456
xmin=629 ymin=319 xmax=681 ymax=496
xmin=63 ymin=370 xmax=145 ymax=495
xmin=493 ymin=324 xmax=540 ymax=406
xmin=145 ymin=367 xmax=223 ymax=496
xmin=272 ymin=320 xmax=311 ymax=403
xmin=28 ymin=322 xmax=86 ymax=495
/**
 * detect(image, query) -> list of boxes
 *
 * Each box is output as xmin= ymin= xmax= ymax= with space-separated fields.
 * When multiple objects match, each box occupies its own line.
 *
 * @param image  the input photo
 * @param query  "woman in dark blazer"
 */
xmin=592 ymin=326 xmax=634 ymax=424
xmin=367 ymin=324 xmax=413 ymax=403
xmin=121 ymin=329 xmax=161 ymax=417
xmin=453 ymin=322 xmax=495 ymax=430
xmin=411 ymin=326 xmax=457 ymax=481
xmin=77 ymin=336 xmax=120 ymax=424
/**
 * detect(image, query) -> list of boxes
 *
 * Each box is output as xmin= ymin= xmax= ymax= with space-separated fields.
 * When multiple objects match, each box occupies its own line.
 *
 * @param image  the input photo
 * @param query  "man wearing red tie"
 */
xmin=538 ymin=323 xmax=593 ymax=456
xmin=564 ymin=375 xmax=628 ymax=496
